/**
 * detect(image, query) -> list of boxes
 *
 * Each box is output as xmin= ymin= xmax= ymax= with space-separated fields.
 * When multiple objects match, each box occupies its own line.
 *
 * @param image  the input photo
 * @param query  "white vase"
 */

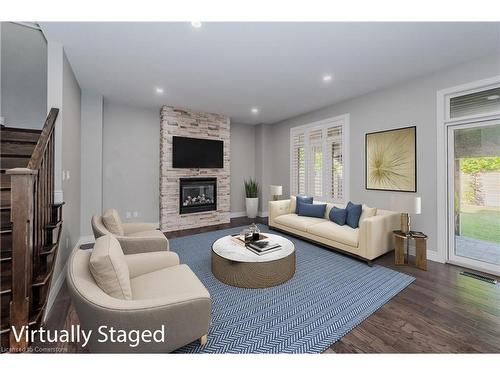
xmin=245 ymin=197 xmax=259 ymax=218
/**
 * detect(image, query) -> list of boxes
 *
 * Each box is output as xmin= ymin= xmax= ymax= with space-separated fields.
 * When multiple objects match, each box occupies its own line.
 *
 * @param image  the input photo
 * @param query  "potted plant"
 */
xmin=244 ymin=178 xmax=259 ymax=218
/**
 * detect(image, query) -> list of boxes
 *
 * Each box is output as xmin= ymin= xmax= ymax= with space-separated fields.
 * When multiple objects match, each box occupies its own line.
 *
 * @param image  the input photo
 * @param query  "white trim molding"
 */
xmin=11 ymin=22 xmax=42 ymax=31
xmin=44 ymin=260 xmax=68 ymax=321
xmin=45 ymin=236 xmax=89 ymax=320
xmin=47 ymin=41 xmax=64 ymax=205
xmin=230 ymin=211 xmax=246 ymax=218
xmin=436 ymin=75 xmax=500 ymax=270
xmin=229 ymin=211 xmax=268 ymax=219
xmin=258 ymin=211 xmax=269 ymax=218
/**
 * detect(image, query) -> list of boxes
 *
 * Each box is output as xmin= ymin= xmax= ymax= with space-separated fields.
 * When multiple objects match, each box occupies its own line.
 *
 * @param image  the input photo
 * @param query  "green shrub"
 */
xmin=244 ymin=178 xmax=259 ymax=198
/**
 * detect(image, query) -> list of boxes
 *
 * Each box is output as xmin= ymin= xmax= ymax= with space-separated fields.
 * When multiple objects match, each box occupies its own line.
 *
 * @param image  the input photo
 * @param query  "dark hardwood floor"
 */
xmin=40 ymin=217 xmax=500 ymax=353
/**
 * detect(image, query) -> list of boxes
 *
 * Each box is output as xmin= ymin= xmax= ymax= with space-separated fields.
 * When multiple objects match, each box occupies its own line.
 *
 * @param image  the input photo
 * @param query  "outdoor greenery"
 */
xmin=244 ymin=178 xmax=259 ymax=198
xmin=460 ymin=157 xmax=500 ymax=205
xmin=460 ymin=156 xmax=500 ymax=174
xmin=460 ymin=208 xmax=500 ymax=244
xmin=457 ymin=157 xmax=500 ymax=243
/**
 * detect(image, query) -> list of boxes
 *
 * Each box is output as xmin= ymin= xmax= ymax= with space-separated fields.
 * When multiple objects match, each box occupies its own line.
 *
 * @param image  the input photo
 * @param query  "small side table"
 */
xmin=393 ymin=230 xmax=428 ymax=270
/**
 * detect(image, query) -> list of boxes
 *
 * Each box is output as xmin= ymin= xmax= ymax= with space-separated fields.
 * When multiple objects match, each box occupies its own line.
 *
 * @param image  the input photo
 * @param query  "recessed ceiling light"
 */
xmin=322 ymin=74 xmax=333 ymax=82
xmin=251 ymin=107 xmax=259 ymax=114
xmin=155 ymin=87 xmax=164 ymax=94
xmin=191 ymin=21 xmax=202 ymax=28
xmin=487 ymin=95 xmax=499 ymax=100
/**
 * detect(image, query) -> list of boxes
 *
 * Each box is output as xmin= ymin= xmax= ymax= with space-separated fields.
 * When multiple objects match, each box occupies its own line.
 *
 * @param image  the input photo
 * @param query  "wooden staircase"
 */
xmin=0 ymin=108 xmax=63 ymax=352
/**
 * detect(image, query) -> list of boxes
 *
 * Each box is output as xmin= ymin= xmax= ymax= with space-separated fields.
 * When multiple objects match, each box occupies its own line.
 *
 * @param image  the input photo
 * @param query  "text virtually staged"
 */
xmin=9 ymin=325 xmax=168 ymax=349
xmin=0 ymin=16 xmax=499 ymax=362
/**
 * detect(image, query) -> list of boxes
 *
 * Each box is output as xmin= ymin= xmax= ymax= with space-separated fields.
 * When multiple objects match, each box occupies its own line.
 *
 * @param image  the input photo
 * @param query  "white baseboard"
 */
xmin=44 ymin=236 xmax=87 ymax=320
xmin=405 ymin=243 xmax=444 ymax=263
xmin=230 ymin=211 xmax=269 ymax=219
xmin=230 ymin=211 xmax=246 ymax=218
xmin=44 ymin=260 xmax=68 ymax=321
xmin=427 ymin=249 xmax=445 ymax=263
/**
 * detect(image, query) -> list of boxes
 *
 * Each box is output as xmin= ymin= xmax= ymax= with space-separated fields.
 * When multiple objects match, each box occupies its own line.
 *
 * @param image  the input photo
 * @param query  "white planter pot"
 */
xmin=245 ymin=197 xmax=259 ymax=218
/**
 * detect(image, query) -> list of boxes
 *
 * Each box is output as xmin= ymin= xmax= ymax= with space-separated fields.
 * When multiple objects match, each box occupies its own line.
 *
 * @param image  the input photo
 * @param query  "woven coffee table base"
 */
xmin=211 ymin=251 xmax=296 ymax=288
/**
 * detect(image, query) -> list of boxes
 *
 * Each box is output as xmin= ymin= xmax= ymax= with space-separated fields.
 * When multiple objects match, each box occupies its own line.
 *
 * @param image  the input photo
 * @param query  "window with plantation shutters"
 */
xmin=326 ymin=123 xmax=344 ymax=201
xmin=290 ymin=133 xmax=306 ymax=196
xmin=309 ymin=128 xmax=323 ymax=197
xmin=290 ymin=114 xmax=349 ymax=203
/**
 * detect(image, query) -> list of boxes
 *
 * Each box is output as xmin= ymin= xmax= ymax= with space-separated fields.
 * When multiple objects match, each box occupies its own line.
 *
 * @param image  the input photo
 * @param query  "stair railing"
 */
xmin=6 ymin=108 xmax=60 ymax=351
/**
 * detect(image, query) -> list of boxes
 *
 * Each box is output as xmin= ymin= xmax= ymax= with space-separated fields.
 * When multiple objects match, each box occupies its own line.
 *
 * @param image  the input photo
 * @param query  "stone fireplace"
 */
xmin=179 ymin=178 xmax=217 ymax=214
xmin=160 ymin=106 xmax=230 ymax=232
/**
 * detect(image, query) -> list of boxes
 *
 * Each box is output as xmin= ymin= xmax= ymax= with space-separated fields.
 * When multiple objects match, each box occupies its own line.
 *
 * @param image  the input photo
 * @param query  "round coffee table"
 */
xmin=211 ymin=233 xmax=295 ymax=288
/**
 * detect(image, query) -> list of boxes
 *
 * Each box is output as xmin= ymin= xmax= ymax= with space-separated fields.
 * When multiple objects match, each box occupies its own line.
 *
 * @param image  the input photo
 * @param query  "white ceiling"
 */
xmin=39 ymin=22 xmax=500 ymax=125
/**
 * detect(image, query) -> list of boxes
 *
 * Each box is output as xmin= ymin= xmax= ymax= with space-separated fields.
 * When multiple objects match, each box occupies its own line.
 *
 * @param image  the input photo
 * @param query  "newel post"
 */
xmin=7 ymin=168 xmax=37 ymax=352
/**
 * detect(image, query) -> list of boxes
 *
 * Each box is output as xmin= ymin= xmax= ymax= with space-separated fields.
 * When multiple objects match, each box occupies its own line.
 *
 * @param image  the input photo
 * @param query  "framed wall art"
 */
xmin=365 ymin=126 xmax=416 ymax=192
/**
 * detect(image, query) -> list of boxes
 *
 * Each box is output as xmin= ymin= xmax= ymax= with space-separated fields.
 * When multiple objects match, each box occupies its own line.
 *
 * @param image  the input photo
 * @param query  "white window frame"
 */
xmin=436 ymin=75 xmax=500 ymax=270
xmin=445 ymin=83 xmax=500 ymax=123
xmin=289 ymin=114 xmax=350 ymax=203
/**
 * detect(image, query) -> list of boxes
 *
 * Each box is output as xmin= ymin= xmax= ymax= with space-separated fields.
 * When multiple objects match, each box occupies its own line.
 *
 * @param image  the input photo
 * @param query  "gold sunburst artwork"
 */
xmin=365 ymin=126 xmax=416 ymax=192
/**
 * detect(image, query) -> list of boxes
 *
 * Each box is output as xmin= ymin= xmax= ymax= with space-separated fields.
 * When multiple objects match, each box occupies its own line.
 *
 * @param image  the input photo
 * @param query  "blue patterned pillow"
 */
xmin=297 ymin=203 xmax=327 ymax=218
xmin=295 ymin=196 xmax=313 ymax=214
xmin=345 ymin=201 xmax=362 ymax=229
xmin=329 ymin=206 xmax=347 ymax=225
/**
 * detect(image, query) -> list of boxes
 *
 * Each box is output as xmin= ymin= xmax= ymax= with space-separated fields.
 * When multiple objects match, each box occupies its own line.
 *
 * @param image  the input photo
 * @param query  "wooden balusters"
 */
xmin=5 ymin=108 xmax=60 ymax=352
xmin=6 ymin=168 xmax=37 ymax=351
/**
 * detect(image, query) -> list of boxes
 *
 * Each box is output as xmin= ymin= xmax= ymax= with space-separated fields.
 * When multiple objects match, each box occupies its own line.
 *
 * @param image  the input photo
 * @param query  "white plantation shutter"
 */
xmin=308 ymin=128 xmax=323 ymax=197
xmin=326 ymin=121 xmax=344 ymax=201
xmin=290 ymin=115 xmax=349 ymax=202
xmin=290 ymin=132 xmax=306 ymax=196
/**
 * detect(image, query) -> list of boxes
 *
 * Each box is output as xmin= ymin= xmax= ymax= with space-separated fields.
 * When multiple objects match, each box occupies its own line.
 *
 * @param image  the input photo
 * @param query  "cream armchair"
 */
xmin=91 ymin=213 xmax=169 ymax=254
xmin=66 ymin=235 xmax=211 ymax=353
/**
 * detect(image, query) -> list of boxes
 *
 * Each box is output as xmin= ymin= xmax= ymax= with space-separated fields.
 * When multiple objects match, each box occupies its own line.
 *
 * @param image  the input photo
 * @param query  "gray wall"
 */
xmin=0 ymin=22 xmax=47 ymax=129
xmin=80 ymin=93 xmax=103 ymax=236
xmin=266 ymin=54 xmax=500 ymax=254
xmin=255 ymin=123 xmax=273 ymax=213
xmin=53 ymin=52 xmax=82 ymax=283
xmin=230 ymin=123 xmax=256 ymax=214
xmin=100 ymin=107 xmax=256 ymax=221
xmin=102 ymin=100 xmax=160 ymax=223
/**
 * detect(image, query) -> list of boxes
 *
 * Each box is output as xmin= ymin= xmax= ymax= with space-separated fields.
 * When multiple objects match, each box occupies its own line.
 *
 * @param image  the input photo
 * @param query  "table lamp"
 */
xmin=390 ymin=196 xmax=421 ymax=234
xmin=270 ymin=185 xmax=283 ymax=201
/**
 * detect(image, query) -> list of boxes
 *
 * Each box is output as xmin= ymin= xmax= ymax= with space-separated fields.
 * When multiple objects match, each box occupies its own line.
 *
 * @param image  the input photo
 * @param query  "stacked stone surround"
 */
xmin=160 ymin=106 xmax=230 ymax=231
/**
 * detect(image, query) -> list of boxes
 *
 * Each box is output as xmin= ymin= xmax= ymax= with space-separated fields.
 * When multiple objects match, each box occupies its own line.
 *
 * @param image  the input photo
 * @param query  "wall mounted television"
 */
xmin=172 ymin=136 xmax=224 ymax=168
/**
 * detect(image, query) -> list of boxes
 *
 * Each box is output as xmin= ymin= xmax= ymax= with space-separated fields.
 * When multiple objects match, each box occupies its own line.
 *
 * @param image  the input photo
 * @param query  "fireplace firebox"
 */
xmin=179 ymin=178 xmax=217 ymax=214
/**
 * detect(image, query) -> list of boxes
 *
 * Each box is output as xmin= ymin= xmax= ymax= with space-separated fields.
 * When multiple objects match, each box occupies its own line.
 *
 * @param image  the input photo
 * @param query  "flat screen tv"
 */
xmin=172 ymin=136 xmax=224 ymax=168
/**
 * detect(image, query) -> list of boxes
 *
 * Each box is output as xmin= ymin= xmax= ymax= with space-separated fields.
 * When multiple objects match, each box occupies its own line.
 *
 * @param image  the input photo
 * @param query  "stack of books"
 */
xmin=246 ymin=240 xmax=282 ymax=255
xmin=230 ymin=233 xmax=282 ymax=255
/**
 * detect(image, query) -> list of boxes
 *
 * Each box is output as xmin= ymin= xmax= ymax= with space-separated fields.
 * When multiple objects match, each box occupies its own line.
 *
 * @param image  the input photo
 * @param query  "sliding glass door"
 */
xmin=447 ymin=121 xmax=500 ymax=275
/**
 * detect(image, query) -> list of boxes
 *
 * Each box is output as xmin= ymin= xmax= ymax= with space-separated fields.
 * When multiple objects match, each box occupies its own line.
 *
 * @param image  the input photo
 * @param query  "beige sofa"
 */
xmin=67 ymin=235 xmax=211 ymax=353
xmin=92 ymin=214 xmax=169 ymax=254
xmin=269 ymin=196 xmax=400 ymax=263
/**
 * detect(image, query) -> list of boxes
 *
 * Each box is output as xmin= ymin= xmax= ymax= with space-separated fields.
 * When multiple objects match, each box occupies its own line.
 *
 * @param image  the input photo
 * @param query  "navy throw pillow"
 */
xmin=345 ymin=201 xmax=363 ymax=228
xmin=297 ymin=203 xmax=326 ymax=218
xmin=295 ymin=195 xmax=313 ymax=214
xmin=329 ymin=206 xmax=347 ymax=225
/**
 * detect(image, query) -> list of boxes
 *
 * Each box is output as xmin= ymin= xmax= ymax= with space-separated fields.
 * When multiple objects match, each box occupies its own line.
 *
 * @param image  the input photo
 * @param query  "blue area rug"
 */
xmin=171 ymin=224 xmax=414 ymax=353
